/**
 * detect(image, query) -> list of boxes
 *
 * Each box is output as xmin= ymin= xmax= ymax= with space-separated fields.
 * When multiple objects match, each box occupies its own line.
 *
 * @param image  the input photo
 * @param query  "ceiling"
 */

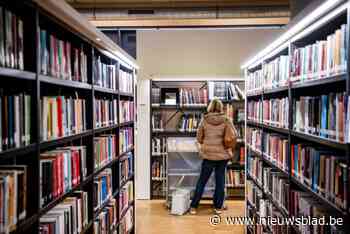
xmin=67 ymin=0 xmax=290 ymax=9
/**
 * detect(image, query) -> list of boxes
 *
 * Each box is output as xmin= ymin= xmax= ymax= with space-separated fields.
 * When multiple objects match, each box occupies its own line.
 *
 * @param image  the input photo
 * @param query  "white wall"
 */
xmin=135 ymin=28 xmax=283 ymax=199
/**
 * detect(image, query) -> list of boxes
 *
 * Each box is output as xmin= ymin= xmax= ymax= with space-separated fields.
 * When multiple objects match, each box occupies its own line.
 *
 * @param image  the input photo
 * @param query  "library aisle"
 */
xmin=136 ymin=200 xmax=244 ymax=234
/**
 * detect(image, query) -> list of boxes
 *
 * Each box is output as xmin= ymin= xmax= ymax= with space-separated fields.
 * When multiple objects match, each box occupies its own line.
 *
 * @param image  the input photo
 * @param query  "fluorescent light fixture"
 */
xmin=241 ymin=0 xmax=344 ymax=69
xmin=151 ymin=76 xmax=245 ymax=81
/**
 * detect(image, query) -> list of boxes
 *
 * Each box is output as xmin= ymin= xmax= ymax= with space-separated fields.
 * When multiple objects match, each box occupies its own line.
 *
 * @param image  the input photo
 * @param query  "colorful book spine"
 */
xmin=93 ymin=198 xmax=118 ymax=234
xmin=94 ymin=169 xmax=113 ymax=210
xmin=119 ymin=127 xmax=133 ymax=154
xmin=152 ymin=137 xmax=167 ymax=154
xmin=264 ymin=171 xmax=289 ymax=213
xmin=40 ymin=146 xmax=87 ymax=207
xmin=119 ymin=101 xmax=134 ymax=123
xmin=226 ymin=170 xmax=245 ymax=187
xmin=177 ymin=113 xmax=202 ymax=132
xmin=179 ymin=88 xmax=208 ymax=106
xmin=262 ymin=132 xmax=289 ymax=172
xmin=263 ymin=97 xmax=289 ymax=129
xmin=119 ymin=181 xmax=134 ymax=216
xmin=95 ymin=98 xmax=118 ymax=128
xmin=93 ymin=56 xmax=117 ymax=90
xmin=246 ymin=127 xmax=262 ymax=152
xmin=119 ymin=69 xmax=133 ymax=94
xmin=120 ymin=152 xmax=133 ymax=183
xmin=247 ymin=155 xmax=263 ymax=184
xmin=247 ymin=70 xmax=263 ymax=94
xmin=94 ymin=135 xmax=117 ymax=169
xmin=119 ymin=206 xmax=134 ymax=234
xmin=247 ymin=100 xmax=262 ymax=123
xmin=263 ymin=55 xmax=289 ymax=90
xmin=151 ymin=160 xmax=165 ymax=180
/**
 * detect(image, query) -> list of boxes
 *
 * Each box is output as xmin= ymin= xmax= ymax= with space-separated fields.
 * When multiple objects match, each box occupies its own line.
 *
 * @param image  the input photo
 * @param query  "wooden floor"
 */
xmin=135 ymin=200 xmax=245 ymax=234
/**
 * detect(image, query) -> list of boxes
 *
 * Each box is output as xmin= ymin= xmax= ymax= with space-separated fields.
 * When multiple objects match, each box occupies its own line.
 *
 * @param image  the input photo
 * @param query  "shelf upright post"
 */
xmin=287 ymin=41 xmax=293 ymax=214
xmin=346 ymin=4 xmax=350 ymax=220
xmin=150 ymin=80 xmax=153 ymax=199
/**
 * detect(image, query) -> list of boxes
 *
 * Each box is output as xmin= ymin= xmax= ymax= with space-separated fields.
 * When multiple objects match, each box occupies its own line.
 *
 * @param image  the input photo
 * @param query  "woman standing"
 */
xmin=190 ymin=98 xmax=237 ymax=215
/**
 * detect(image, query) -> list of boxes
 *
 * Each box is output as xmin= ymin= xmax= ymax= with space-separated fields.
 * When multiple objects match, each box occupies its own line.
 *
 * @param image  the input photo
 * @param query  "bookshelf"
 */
xmin=150 ymin=80 xmax=246 ymax=201
xmin=244 ymin=1 xmax=350 ymax=233
xmin=0 ymin=1 xmax=137 ymax=234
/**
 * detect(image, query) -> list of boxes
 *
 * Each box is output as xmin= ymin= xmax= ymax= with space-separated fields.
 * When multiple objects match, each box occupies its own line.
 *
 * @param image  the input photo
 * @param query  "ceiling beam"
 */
xmin=89 ymin=17 xmax=290 ymax=28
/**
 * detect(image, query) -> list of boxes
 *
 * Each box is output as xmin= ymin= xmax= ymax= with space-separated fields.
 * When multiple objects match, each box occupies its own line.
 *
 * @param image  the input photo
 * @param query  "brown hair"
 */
xmin=207 ymin=98 xmax=223 ymax=113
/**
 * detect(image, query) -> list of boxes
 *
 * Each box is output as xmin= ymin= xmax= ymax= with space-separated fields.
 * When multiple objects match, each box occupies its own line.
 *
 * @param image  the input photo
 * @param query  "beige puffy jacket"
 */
xmin=196 ymin=112 xmax=237 ymax=161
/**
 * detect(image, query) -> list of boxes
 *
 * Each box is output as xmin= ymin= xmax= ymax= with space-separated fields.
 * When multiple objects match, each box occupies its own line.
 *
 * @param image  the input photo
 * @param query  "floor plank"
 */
xmin=136 ymin=200 xmax=245 ymax=234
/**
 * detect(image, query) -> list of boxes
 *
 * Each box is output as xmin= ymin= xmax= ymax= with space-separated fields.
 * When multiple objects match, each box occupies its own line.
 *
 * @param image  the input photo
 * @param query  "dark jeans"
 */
xmin=190 ymin=159 xmax=228 ymax=209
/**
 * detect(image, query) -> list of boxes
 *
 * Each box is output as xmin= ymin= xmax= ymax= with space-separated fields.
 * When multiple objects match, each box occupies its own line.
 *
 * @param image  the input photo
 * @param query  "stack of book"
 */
xmin=152 ymin=137 xmax=167 ymax=155
xmin=40 ymin=146 xmax=87 ymax=207
xmin=39 ymin=30 xmax=87 ymax=82
xmin=246 ymin=127 xmax=262 ymax=152
xmin=291 ymin=24 xmax=348 ymax=82
xmin=293 ymin=93 xmax=350 ymax=143
xmin=152 ymin=112 xmax=163 ymax=131
xmin=93 ymin=56 xmax=117 ymax=90
xmin=119 ymin=181 xmax=134 ymax=214
xmin=151 ymin=160 xmax=165 ymax=180
xmin=179 ymin=88 xmax=208 ymax=106
xmin=247 ymin=155 xmax=263 ymax=183
xmin=119 ymin=101 xmax=134 ymax=123
xmin=94 ymin=135 xmax=117 ymax=169
xmin=119 ymin=207 xmax=133 ymax=234
xmin=120 ymin=152 xmax=133 ymax=183
xmin=247 ymin=70 xmax=263 ymax=94
xmin=226 ymin=170 xmax=245 ymax=187
xmin=262 ymin=133 xmax=289 ymax=172
xmin=94 ymin=198 xmax=118 ymax=234
xmin=291 ymin=143 xmax=347 ymax=209
xmin=119 ymin=127 xmax=133 ymax=154
xmin=0 ymin=165 xmax=27 ymax=233
xmin=263 ymin=55 xmax=289 ymax=90
xmin=264 ymin=170 xmax=289 ymax=213
xmin=177 ymin=113 xmax=202 ymax=132
xmin=94 ymin=169 xmax=113 ymax=210
xmin=0 ymin=8 xmax=24 ymax=70
xmin=41 ymin=96 xmax=86 ymax=141
xmin=263 ymin=97 xmax=289 ymax=128
xmin=119 ymin=69 xmax=133 ymax=94
xmin=151 ymin=88 xmax=161 ymax=106
xmin=39 ymin=191 xmax=88 ymax=234
xmin=95 ymin=98 xmax=118 ymax=128
xmin=0 ymin=93 xmax=31 ymax=151
xmin=247 ymin=100 xmax=262 ymax=123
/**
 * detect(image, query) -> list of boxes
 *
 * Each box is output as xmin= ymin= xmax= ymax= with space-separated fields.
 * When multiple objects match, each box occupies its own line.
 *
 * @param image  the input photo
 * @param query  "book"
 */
xmin=119 ymin=181 xmax=133 ymax=216
xmin=39 ymin=146 xmax=87 ymax=207
xmin=94 ymin=134 xmax=117 ymax=169
xmin=247 ymin=155 xmax=263 ymax=184
xmin=119 ymin=69 xmax=133 ymax=94
xmin=0 ymin=165 xmax=27 ymax=233
xmin=94 ymin=169 xmax=113 ymax=210
xmin=208 ymin=82 xmax=244 ymax=101
xmin=0 ymin=93 xmax=31 ymax=151
xmin=226 ymin=170 xmax=245 ymax=187
xmin=152 ymin=137 xmax=167 ymax=155
xmin=246 ymin=127 xmax=262 ymax=153
xmin=119 ymin=127 xmax=133 ymax=154
xmin=119 ymin=100 xmax=134 ymax=124
xmin=93 ymin=56 xmax=117 ymax=90
xmin=93 ymin=198 xmax=118 ymax=234
xmin=179 ymin=88 xmax=208 ymax=106
xmin=262 ymin=132 xmax=289 ymax=172
xmin=264 ymin=170 xmax=289 ymax=213
xmin=152 ymin=112 xmax=163 ymax=131
xmin=247 ymin=69 xmax=263 ymax=94
xmin=177 ymin=113 xmax=202 ymax=132
xmin=120 ymin=152 xmax=133 ymax=183
xmin=247 ymin=100 xmax=262 ymax=123
xmin=95 ymin=98 xmax=118 ymax=128
xmin=263 ymin=97 xmax=289 ymax=129
xmin=39 ymin=190 xmax=88 ymax=234
xmin=41 ymin=95 xmax=86 ymax=141
xmin=151 ymin=160 xmax=165 ymax=180
xmin=262 ymin=55 xmax=289 ymax=90
xmin=119 ymin=206 xmax=133 ymax=234
xmin=151 ymin=88 xmax=161 ymax=106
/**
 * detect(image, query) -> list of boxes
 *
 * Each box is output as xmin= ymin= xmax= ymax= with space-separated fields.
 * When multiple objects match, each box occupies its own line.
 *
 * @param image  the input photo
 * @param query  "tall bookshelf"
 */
xmin=0 ymin=1 xmax=137 ymax=234
xmin=244 ymin=1 xmax=350 ymax=233
xmin=150 ymin=80 xmax=246 ymax=202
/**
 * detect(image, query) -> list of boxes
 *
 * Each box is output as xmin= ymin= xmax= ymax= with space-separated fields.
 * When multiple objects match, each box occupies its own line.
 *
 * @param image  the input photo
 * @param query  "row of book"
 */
xmin=179 ymin=88 xmax=208 ymax=106
xmin=208 ymin=82 xmax=245 ymax=101
xmin=263 ymin=55 xmax=289 ymax=90
xmin=226 ymin=170 xmax=245 ymax=187
xmin=94 ymin=169 xmax=113 ymax=210
xmin=120 ymin=127 xmax=133 ymax=154
xmin=39 ymin=30 xmax=88 ymax=82
xmin=177 ymin=113 xmax=202 ymax=132
xmin=151 ymin=88 xmax=161 ymax=105
xmin=94 ymin=135 xmax=117 ymax=169
xmin=246 ymin=127 xmax=262 ymax=152
xmin=151 ymin=160 xmax=165 ymax=180
xmin=152 ymin=137 xmax=167 ymax=155
xmin=120 ymin=152 xmax=133 ymax=184
xmin=41 ymin=96 xmax=86 ymax=141
xmin=94 ymin=198 xmax=118 ymax=234
xmin=262 ymin=133 xmax=289 ymax=172
xmin=247 ymin=100 xmax=262 ymax=123
xmin=119 ymin=101 xmax=134 ymax=123
xmin=263 ymin=97 xmax=289 ymax=129
xmin=152 ymin=112 xmax=163 ymax=131
xmin=93 ymin=56 xmax=117 ymax=90
xmin=247 ymin=70 xmax=263 ymax=94
xmin=291 ymin=24 xmax=347 ymax=82
xmin=0 ymin=165 xmax=27 ymax=233
xmin=291 ymin=144 xmax=347 ymax=210
xmin=119 ymin=207 xmax=133 ymax=234
xmin=119 ymin=181 xmax=134 ymax=216
xmin=95 ymin=98 xmax=118 ymax=128
xmin=225 ymin=105 xmax=245 ymax=123
xmin=40 ymin=146 xmax=87 ymax=207
xmin=39 ymin=191 xmax=88 ymax=234
xmin=247 ymin=155 xmax=263 ymax=184
xmin=0 ymin=93 xmax=31 ymax=151
xmin=0 ymin=8 xmax=24 ymax=70
xmin=293 ymin=93 xmax=350 ymax=143
xmin=119 ymin=69 xmax=133 ymax=94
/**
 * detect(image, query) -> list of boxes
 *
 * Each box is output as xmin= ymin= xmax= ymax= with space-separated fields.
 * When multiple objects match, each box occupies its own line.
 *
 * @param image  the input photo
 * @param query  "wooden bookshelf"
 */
xmin=244 ymin=2 xmax=350 ymax=233
xmin=0 ymin=1 xmax=137 ymax=233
